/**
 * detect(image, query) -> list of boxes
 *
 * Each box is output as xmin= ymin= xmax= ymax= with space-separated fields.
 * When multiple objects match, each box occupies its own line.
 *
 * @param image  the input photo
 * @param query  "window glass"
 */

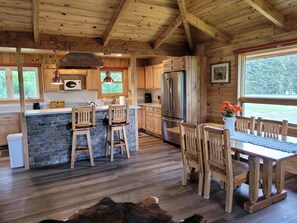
xmin=0 ymin=67 xmax=39 ymax=101
xmin=100 ymin=71 xmax=124 ymax=94
xmin=245 ymin=54 xmax=297 ymax=98
xmin=243 ymin=103 xmax=297 ymax=124
xmin=0 ymin=70 xmax=7 ymax=99
xmin=12 ymin=69 xmax=39 ymax=99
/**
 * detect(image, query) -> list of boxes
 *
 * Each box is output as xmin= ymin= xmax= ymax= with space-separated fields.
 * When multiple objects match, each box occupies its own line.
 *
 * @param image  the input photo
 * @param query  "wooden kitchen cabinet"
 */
xmin=43 ymin=68 xmax=60 ymax=92
xmin=153 ymin=108 xmax=162 ymax=135
xmin=153 ymin=64 xmax=163 ymax=89
xmin=0 ymin=114 xmax=21 ymax=146
xmin=145 ymin=66 xmax=154 ymax=89
xmin=86 ymin=69 xmax=100 ymax=90
xmin=137 ymin=106 xmax=146 ymax=129
xmin=163 ymin=57 xmax=185 ymax=72
xmin=137 ymin=67 xmax=145 ymax=89
xmin=145 ymin=107 xmax=154 ymax=132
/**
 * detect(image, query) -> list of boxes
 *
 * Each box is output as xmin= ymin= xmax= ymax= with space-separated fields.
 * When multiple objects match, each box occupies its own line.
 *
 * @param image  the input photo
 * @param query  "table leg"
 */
xmin=275 ymin=161 xmax=285 ymax=194
xmin=248 ymin=156 xmax=260 ymax=203
xmin=262 ymin=159 xmax=273 ymax=198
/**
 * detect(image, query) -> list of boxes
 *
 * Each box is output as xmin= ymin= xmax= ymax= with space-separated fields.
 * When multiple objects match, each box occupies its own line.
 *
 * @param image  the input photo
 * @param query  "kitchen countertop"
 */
xmin=25 ymin=105 xmax=139 ymax=116
xmin=138 ymin=103 xmax=161 ymax=108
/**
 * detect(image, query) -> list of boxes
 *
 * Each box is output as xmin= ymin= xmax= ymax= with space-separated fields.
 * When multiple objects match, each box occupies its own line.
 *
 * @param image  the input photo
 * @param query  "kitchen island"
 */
xmin=25 ymin=105 xmax=138 ymax=168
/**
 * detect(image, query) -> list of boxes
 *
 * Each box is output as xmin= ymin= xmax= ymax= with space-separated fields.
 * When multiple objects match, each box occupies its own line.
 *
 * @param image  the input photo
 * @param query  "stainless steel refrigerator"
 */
xmin=161 ymin=71 xmax=186 ymax=145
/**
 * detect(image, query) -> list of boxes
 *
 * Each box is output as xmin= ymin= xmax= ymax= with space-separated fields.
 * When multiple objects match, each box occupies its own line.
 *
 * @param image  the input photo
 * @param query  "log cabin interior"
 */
xmin=0 ymin=0 xmax=296 ymax=222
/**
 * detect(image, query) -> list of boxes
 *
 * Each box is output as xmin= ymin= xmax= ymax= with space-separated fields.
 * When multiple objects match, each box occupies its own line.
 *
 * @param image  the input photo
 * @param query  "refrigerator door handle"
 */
xmin=166 ymin=78 xmax=170 ymax=113
xmin=170 ymin=77 xmax=173 ymax=112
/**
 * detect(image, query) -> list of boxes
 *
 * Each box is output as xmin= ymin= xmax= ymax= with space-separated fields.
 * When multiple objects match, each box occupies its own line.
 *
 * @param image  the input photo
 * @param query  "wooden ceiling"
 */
xmin=0 ymin=0 xmax=296 ymax=55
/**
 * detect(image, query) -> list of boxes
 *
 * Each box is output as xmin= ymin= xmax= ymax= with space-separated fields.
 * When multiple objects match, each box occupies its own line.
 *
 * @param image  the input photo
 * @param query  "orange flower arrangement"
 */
xmin=220 ymin=101 xmax=243 ymax=117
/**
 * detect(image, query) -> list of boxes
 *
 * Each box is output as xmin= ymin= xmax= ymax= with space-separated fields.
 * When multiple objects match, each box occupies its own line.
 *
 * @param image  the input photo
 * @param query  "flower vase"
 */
xmin=223 ymin=117 xmax=236 ymax=136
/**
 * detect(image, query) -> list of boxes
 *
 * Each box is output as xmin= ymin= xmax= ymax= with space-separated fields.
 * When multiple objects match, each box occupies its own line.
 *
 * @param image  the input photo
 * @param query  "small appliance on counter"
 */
xmin=33 ymin=102 xmax=40 ymax=110
xmin=144 ymin=93 xmax=152 ymax=103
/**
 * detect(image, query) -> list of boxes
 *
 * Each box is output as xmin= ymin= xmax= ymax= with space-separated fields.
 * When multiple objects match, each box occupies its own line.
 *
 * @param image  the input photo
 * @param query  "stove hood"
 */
xmin=57 ymin=52 xmax=104 ymax=69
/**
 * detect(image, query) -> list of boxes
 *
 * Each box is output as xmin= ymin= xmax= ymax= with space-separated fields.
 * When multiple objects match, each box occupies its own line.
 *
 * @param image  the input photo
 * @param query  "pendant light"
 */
xmin=103 ymin=71 xmax=114 ymax=84
xmin=51 ymin=69 xmax=63 ymax=85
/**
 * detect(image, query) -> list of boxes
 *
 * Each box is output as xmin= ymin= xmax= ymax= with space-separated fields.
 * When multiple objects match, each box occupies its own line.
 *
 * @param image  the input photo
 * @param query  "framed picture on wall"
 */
xmin=210 ymin=62 xmax=230 ymax=84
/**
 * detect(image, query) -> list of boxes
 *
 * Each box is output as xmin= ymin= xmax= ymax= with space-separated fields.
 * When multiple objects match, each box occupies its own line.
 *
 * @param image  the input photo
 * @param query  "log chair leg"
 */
xmin=225 ymin=183 xmax=234 ymax=213
xmin=105 ymin=127 xmax=110 ymax=157
xmin=87 ymin=130 xmax=94 ymax=167
xmin=275 ymin=161 xmax=285 ymax=194
xmin=203 ymin=171 xmax=211 ymax=199
xmin=181 ymin=165 xmax=187 ymax=186
xmin=71 ymin=132 xmax=77 ymax=169
xmin=123 ymin=126 xmax=130 ymax=159
xmin=119 ymin=130 xmax=124 ymax=154
xmin=198 ymin=172 xmax=204 ymax=196
xmin=110 ymin=128 xmax=114 ymax=162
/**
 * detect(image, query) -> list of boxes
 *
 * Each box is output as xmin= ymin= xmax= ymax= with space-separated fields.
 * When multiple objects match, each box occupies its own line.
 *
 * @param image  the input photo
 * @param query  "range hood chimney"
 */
xmin=57 ymin=52 xmax=104 ymax=69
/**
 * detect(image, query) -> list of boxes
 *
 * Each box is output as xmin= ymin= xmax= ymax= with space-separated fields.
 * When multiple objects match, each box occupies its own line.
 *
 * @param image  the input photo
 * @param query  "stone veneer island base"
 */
xmin=25 ymin=106 xmax=137 ymax=168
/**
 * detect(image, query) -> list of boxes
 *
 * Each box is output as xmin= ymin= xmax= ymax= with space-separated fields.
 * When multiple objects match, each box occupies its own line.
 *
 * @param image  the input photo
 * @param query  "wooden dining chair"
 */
xmin=104 ymin=104 xmax=130 ymax=162
xmin=202 ymin=126 xmax=249 ymax=213
xmin=257 ymin=118 xmax=289 ymax=193
xmin=179 ymin=121 xmax=204 ymax=196
xmin=70 ymin=106 xmax=96 ymax=168
xmin=235 ymin=116 xmax=256 ymax=134
xmin=257 ymin=118 xmax=288 ymax=140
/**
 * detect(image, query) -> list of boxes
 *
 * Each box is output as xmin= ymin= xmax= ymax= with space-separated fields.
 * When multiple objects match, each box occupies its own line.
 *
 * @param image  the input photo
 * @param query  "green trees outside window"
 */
xmin=0 ymin=67 xmax=39 ymax=100
xmin=100 ymin=71 xmax=124 ymax=94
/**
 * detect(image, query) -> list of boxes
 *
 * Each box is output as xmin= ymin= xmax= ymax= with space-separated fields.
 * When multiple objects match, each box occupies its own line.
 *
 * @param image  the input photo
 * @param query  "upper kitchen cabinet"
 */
xmin=86 ymin=69 xmax=100 ymax=91
xmin=43 ymin=68 xmax=60 ymax=92
xmin=163 ymin=57 xmax=185 ymax=72
xmin=144 ymin=64 xmax=163 ymax=89
xmin=137 ymin=67 xmax=145 ymax=89
xmin=145 ymin=66 xmax=154 ymax=89
xmin=128 ymin=66 xmax=145 ymax=89
xmin=153 ymin=64 xmax=163 ymax=89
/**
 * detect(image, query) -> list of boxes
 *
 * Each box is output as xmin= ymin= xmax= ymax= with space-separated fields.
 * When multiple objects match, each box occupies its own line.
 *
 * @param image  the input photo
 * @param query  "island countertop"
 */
xmin=25 ymin=105 xmax=139 ymax=116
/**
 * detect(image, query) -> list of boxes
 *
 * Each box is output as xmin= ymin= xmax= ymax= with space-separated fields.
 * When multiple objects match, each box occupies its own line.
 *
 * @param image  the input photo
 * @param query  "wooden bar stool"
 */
xmin=70 ymin=106 xmax=96 ymax=168
xmin=104 ymin=104 xmax=130 ymax=162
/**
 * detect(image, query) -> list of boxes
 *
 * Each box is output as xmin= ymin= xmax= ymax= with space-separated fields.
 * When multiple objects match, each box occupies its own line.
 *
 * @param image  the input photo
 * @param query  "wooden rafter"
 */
xmin=176 ymin=0 xmax=194 ymax=51
xmin=0 ymin=31 xmax=190 ymax=56
xmin=32 ymin=0 xmax=40 ymax=42
xmin=186 ymin=12 xmax=230 ymax=43
xmin=103 ymin=0 xmax=128 ymax=47
xmin=153 ymin=15 xmax=182 ymax=49
xmin=132 ymin=0 xmax=178 ymax=9
xmin=243 ymin=0 xmax=286 ymax=28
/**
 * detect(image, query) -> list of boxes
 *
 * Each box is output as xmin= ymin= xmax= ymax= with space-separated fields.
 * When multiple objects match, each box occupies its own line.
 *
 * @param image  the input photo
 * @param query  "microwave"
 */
xmin=64 ymin=80 xmax=82 ymax=90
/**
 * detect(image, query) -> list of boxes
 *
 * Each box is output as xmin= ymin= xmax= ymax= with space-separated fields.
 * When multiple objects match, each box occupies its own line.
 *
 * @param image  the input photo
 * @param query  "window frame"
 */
xmin=238 ymin=45 xmax=297 ymax=130
xmin=0 ymin=65 xmax=44 ymax=104
xmin=98 ymin=69 xmax=128 ymax=98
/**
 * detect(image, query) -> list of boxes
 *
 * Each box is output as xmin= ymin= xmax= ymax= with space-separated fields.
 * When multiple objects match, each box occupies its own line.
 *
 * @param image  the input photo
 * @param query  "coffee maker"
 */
xmin=144 ymin=93 xmax=152 ymax=103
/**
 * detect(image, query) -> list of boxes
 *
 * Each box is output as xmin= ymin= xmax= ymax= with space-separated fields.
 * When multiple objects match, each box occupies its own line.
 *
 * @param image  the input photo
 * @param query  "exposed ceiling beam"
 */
xmin=186 ymin=12 xmax=231 ymax=43
xmin=0 ymin=31 xmax=191 ymax=56
xmin=103 ymin=0 xmax=129 ymax=47
xmin=32 ymin=0 xmax=40 ymax=42
xmin=153 ymin=15 xmax=182 ymax=49
xmin=132 ymin=0 xmax=178 ymax=9
xmin=176 ymin=0 xmax=194 ymax=51
xmin=243 ymin=0 xmax=286 ymax=28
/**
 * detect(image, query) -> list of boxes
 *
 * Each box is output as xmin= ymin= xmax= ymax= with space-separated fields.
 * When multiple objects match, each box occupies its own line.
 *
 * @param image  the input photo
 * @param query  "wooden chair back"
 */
xmin=235 ymin=116 xmax=256 ymax=134
xmin=179 ymin=121 xmax=204 ymax=173
xmin=108 ymin=104 xmax=129 ymax=125
xmin=257 ymin=118 xmax=288 ymax=140
xmin=202 ymin=126 xmax=233 ymax=183
xmin=71 ymin=106 xmax=96 ymax=130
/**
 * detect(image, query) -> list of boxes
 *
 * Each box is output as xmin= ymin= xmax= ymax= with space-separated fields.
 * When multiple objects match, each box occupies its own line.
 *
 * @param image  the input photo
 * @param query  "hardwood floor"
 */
xmin=0 ymin=135 xmax=296 ymax=223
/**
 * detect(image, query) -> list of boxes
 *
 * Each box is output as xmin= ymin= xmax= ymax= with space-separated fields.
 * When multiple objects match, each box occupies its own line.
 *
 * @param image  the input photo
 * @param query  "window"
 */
xmin=0 ymin=67 xmax=40 ymax=101
xmin=239 ymin=46 xmax=297 ymax=124
xmin=99 ymin=70 xmax=127 ymax=96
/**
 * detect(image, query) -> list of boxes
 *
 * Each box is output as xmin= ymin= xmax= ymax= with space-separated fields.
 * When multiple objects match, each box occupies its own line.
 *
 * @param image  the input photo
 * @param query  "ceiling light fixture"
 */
xmin=103 ymin=71 xmax=114 ymax=84
xmin=51 ymin=69 xmax=63 ymax=85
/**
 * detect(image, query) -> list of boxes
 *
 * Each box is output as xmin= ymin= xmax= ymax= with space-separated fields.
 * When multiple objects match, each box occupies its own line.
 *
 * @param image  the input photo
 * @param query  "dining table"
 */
xmin=167 ymin=123 xmax=297 ymax=213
